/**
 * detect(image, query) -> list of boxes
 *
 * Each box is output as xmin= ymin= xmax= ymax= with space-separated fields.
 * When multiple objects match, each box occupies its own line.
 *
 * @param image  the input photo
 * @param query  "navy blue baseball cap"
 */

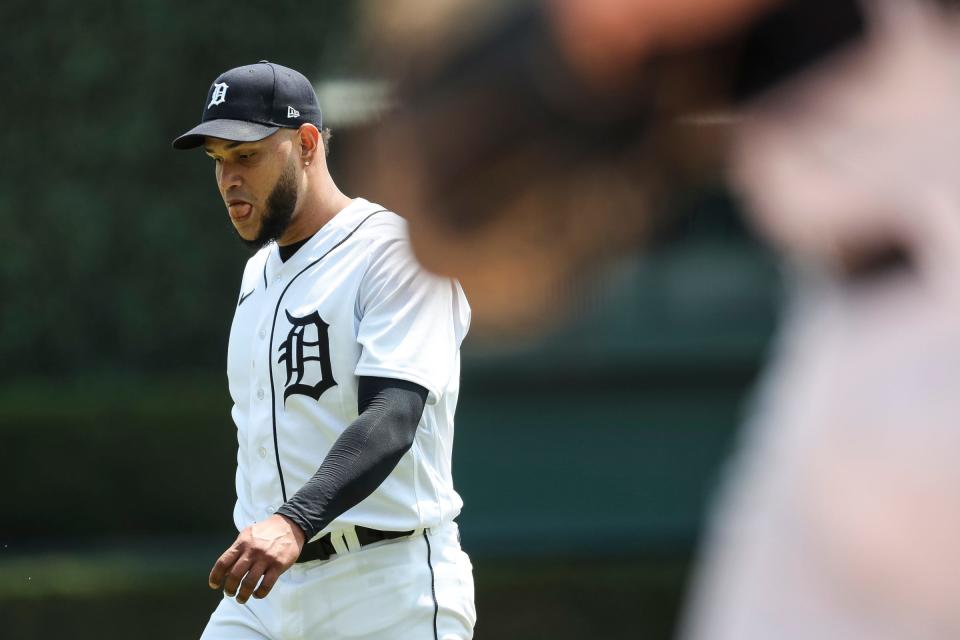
xmin=172 ymin=61 xmax=322 ymax=150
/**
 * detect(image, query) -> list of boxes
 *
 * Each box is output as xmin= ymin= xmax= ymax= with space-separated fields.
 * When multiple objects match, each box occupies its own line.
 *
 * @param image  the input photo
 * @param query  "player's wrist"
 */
xmin=275 ymin=512 xmax=307 ymax=548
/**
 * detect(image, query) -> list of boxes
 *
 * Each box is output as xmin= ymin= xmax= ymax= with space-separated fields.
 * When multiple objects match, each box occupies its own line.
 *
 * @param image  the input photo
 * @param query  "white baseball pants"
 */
xmin=200 ymin=520 xmax=475 ymax=640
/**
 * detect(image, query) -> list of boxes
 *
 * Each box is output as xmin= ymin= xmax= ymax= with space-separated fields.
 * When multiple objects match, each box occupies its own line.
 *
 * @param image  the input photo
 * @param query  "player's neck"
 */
xmin=277 ymin=179 xmax=352 ymax=247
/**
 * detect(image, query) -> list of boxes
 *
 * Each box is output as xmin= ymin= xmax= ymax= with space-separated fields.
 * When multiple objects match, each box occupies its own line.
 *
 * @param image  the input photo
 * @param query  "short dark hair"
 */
xmin=321 ymin=127 xmax=332 ymax=156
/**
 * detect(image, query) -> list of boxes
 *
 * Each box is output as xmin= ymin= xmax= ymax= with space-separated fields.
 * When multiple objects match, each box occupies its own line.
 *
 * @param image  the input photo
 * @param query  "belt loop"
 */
xmin=412 ymin=527 xmax=425 ymax=539
xmin=343 ymin=526 xmax=361 ymax=552
xmin=329 ymin=530 xmax=349 ymax=556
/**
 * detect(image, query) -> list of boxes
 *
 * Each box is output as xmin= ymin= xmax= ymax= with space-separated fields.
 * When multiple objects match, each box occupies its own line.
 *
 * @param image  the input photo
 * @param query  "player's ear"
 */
xmin=297 ymin=124 xmax=320 ymax=166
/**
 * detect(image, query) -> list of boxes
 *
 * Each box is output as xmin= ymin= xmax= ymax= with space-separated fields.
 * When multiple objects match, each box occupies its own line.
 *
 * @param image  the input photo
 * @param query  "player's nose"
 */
xmin=217 ymin=160 xmax=243 ymax=192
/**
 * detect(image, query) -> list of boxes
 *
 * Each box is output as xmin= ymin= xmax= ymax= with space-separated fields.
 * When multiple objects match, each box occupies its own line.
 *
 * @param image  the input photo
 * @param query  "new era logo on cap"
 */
xmin=173 ymin=61 xmax=322 ymax=150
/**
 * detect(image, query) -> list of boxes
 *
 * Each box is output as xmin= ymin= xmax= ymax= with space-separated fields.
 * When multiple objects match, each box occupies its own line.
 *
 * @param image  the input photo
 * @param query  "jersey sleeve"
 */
xmin=354 ymin=232 xmax=469 ymax=405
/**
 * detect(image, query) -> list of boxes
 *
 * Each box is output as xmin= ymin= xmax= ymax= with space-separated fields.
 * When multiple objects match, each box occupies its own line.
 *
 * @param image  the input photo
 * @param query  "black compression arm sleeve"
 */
xmin=275 ymin=376 xmax=428 ymax=540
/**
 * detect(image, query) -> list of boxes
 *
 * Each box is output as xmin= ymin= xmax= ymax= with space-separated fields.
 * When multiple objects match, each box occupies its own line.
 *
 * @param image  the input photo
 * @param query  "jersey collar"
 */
xmin=263 ymin=198 xmax=377 ymax=281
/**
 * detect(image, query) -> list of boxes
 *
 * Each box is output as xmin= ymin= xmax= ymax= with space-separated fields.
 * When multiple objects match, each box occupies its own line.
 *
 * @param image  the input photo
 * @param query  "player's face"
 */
xmin=204 ymin=132 xmax=300 ymax=249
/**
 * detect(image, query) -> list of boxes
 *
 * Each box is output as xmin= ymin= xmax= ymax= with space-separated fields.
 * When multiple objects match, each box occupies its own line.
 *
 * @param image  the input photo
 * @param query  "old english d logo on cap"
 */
xmin=208 ymin=82 xmax=228 ymax=108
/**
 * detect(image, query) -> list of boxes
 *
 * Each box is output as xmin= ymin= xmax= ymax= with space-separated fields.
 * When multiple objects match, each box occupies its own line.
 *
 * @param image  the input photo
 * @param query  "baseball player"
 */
xmin=172 ymin=61 xmax=475 ymax=640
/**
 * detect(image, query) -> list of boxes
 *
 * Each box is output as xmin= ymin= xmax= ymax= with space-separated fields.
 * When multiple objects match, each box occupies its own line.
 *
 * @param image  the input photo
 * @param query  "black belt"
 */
xmin=296 ymin=526 xmax=415 ymax=563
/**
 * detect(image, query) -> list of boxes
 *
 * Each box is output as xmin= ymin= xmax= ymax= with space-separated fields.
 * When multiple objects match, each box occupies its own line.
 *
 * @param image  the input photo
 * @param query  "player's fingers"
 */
xmin=208 ymin=544 xmax=243 ymax=589
xmin=222 ymin=555 xmax=253 ymax=598
xmin=253 ymin=567 xmax=281 ymax=600
xmin=235 ymin=562 xmax=267 ymax=605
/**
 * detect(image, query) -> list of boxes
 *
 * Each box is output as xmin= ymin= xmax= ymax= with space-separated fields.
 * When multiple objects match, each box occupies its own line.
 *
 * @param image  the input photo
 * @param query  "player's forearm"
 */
xmin=276 ymin=376 xmax=427 ymax=541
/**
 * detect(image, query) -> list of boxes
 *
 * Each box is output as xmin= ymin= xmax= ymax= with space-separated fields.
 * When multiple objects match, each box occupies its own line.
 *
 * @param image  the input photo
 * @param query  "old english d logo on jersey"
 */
xmin=278 ymin=309 xmax=336 ymax=403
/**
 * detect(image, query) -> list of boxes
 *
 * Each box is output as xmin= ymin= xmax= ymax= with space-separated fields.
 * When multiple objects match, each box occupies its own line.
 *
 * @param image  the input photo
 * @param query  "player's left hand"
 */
xmin=208 ymin=514 xmax=306 ymax=603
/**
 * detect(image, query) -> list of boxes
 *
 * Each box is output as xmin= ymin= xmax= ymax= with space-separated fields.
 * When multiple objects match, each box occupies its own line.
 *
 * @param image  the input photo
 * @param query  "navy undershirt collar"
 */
xmin=278 ymin=236 xmax=311 ymax=263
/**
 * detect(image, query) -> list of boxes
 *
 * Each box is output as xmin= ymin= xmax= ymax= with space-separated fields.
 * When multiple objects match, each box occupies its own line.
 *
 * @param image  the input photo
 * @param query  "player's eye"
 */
xmin=239 ymin=152 xmax=256 ymax=161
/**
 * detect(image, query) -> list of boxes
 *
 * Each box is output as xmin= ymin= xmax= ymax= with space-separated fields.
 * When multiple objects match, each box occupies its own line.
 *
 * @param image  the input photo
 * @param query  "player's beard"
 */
xmin=237 ymin=159 xmax=299 ymax=251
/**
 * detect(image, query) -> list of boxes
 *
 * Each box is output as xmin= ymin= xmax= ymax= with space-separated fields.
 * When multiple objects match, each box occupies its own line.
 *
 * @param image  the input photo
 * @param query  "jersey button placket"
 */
xmin=249 ymin=277 xmax=279 ymax=519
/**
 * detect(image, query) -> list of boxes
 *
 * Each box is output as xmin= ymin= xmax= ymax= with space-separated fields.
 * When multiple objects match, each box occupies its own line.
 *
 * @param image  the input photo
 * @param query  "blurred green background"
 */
xmin=1 ymin=1 xmax=781 ymax=638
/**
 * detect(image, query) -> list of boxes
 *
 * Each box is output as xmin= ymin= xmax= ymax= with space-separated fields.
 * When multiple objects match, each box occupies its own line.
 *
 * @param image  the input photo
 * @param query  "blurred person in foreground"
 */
xmin=350 ymin=0 xmax=960 ymax=637
xmin=684 ymin=2 xmax=960 ymax=638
